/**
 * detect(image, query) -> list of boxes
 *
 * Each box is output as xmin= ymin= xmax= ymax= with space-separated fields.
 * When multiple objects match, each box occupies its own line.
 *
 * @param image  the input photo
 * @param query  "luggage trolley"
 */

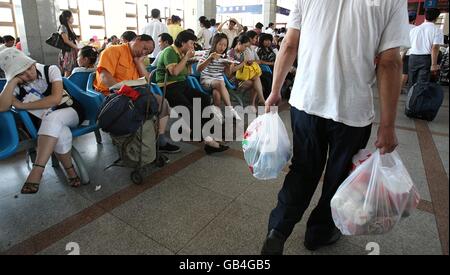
xmin=105 ymin=70 xmax=170 ymax=185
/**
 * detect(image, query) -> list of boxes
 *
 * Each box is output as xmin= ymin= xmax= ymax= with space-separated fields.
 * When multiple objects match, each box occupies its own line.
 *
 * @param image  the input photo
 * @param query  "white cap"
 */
xmin=0 ymin=47 xmax=36 ymax=81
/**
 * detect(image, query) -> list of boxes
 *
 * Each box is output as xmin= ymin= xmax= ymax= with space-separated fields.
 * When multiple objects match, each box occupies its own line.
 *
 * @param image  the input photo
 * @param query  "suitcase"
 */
xmin=405 ymin=82 xmax=444 ymax=121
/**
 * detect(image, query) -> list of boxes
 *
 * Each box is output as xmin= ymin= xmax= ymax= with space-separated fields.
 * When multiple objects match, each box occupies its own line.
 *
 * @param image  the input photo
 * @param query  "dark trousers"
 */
xmin=268 ymin=108 xmax=372 ymax=241
xmin=408 ymin=55 xmax=431 ymax=89
xmin=164 ymin=81 xmax=212 ymax=138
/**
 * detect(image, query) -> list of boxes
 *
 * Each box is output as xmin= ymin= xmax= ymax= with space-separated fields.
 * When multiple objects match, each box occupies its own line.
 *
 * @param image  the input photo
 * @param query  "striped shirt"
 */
xmin=199 ymin=51 xmax=225 ymax=81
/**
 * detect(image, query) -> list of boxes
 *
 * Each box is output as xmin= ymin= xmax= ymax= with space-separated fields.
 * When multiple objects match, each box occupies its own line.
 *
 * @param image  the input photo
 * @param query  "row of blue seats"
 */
xmin=0 ymin=71 xmax=164 ymax=164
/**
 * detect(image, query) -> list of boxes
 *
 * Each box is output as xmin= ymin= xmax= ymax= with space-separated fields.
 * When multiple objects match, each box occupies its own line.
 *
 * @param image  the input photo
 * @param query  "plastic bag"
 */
xmin=331 ymin=150 xmax=420 ymax=236
xmin=242 ymin=112 xmax=292 ymax=180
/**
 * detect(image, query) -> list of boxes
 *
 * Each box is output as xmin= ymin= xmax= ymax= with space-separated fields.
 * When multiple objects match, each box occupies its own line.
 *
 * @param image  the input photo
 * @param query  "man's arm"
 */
xmin=431 ymin=44 xmax=441 ymax=73
xmin=135 ymin=57 xmax=150 ymax=80
xmin=99 ymin=69 xmax=118 ymax=89
xmin=265 ymin=28 xmax=300 ymax=112
xmin=217 ymin=20 xmax=228 ymax=32
xmin=167 ymin=50 xmax=195 ymax=76
xmin=375 ymin=47 xmax=402 ymax=154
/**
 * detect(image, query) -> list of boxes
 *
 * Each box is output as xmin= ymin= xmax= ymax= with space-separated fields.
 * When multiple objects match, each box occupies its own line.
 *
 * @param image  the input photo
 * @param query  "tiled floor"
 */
xmin=0 ymin=89 xmax=448 ymax=255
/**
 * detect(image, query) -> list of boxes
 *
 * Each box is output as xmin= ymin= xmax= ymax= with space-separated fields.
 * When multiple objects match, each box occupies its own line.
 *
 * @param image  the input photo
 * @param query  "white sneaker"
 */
xmin=211 ymin=106 xmax=224 ymax=124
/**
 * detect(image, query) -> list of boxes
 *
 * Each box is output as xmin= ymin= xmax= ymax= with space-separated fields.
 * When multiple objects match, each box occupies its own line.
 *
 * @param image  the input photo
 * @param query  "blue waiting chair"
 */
xmin=0 ymin=79 xmax=6 ymax=91
xmin=69 ymin=72 xmax=91 ymax=91
xmin=187 ymin=63 xmax=212 ymax=96
xmin=149 ymin=70 xmax=164 ymax=97
xmin=86 ymin=72 xmax=106 ymax=101
xmin=63 ymin=78 xmax=103 ymax=145
xmin=0 ymin=111 xmax=19 ymax=160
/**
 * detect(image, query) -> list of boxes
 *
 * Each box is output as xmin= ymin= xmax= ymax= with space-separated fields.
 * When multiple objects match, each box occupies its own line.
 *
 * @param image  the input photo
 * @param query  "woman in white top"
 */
xmin=197 ymin=20 xmax=213 ymax=50
xmin=0 ymin=48 xmax=85 ymax=194
xmin=228 ymin=35 xmax=265 ymax=111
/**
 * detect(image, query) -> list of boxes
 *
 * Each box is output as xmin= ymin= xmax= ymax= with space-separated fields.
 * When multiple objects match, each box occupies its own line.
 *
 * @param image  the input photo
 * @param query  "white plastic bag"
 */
xmin=242 ymin=112 xmax=292 ymax=180
xmin=331 ymin=150 xmax=420 ymax=236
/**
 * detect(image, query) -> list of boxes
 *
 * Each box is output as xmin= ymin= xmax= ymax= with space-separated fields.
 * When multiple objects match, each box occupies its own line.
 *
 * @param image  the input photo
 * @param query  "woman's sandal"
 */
xmin=21 ymin=164 xmax=46 ymax=194
xmin=64 ymin=165 xmax=81 ymax=188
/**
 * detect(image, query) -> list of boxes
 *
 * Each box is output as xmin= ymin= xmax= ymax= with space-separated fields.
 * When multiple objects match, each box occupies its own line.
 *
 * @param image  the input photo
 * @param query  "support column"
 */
xmin=198 ymin=0 xmax=217 ymax=20
xmin=263 ymin=0 xmax=277 ymax=26
xmin=16 ymin=0 xmax=60 ymax=64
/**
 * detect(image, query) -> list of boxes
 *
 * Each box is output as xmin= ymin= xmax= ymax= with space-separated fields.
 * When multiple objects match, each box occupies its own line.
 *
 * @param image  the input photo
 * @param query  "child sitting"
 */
xmin=72 ymin=46 xmax=98 ymax=74
xmin=197 ymin=33 xmax=241 ymax=124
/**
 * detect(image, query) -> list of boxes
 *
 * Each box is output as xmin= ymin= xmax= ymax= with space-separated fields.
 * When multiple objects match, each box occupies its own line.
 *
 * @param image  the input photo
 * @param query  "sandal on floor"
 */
xmin=64 ymin=165 xmax=81 ymax=188
xmin=21 ymin=164 xmax=46 ymax=194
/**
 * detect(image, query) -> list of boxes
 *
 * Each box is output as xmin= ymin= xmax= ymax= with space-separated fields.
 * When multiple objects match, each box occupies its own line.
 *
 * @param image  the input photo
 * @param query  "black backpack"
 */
xmin=405 ymin=82 xmax=444 ymax=122
xmin=97 ymin=86 xmax=158 ymax=137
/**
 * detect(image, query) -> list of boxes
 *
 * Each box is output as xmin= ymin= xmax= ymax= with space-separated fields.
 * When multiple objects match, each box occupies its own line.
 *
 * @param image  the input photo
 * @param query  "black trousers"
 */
xmin=164 ymin=81 xmax=212 ymax=138
xmin=268 ymin=108 xmax=372 ymax=241
xmin=408 ymin=54 xmax=431 ymax=90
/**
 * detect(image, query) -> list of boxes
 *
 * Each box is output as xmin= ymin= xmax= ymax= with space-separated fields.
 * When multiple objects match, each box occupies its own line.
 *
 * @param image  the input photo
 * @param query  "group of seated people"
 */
xmin=0 ymin=27 xmax=292 ymax=195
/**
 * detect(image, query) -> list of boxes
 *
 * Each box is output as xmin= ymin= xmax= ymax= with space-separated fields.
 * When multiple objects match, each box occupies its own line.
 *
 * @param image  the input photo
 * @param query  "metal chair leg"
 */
xmin=94 ymin=129 xmax=103 ymax=144
xmin=71 ymin=146 xmax=90 ymax=185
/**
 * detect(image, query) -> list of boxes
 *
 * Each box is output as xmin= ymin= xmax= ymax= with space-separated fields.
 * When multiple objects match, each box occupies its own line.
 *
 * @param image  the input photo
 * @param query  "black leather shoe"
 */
xmin=261 ymin=229 xmax=287 ymax=255
xmin=204 ymin=144 xmax=229 ymax=155
xmin=304 ymin=228 xmax=342 ymax=251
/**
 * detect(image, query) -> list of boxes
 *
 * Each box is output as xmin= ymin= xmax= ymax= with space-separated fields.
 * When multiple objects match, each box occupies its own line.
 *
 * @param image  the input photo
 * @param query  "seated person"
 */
xmin=151 ymin=33 xmax=173 ymax=67
xmin=257 ymin=33 xmax=276 ymax=68
xmin=0 ymin=48 xmax=85 ymax=194
xmin=94 ymin=34 xmax=180 ymax=154
xmin=228 ymin=35 xmax=265 ymax=110
xmin=197 ymin=33 xmax=242 ymax=123
xmin=156 ymin=30 xmax=228 ymax=154
xmin=72 ymin=46 xmax=98 ymax=74
xmin=120 ymin=31 xmax=137 ymax=44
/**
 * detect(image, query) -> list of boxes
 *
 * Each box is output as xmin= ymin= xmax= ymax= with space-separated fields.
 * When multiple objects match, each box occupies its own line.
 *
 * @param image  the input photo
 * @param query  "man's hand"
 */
xmin=185 ymin=49 xmax=196 ymax=59
xmin=265 ymin=92 xmax=282 ymax=113
xmin=134 ymin=56 xmax=146 ymax=65
xmin=431 ymin=64 xmax=440 ymax=74
xmin=375 ymin=125 xmax=398 ymax=155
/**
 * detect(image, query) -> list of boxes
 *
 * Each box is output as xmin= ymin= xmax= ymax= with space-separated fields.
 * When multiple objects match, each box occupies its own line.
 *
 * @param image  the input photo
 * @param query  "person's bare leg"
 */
xmin=218 ymin=81 xmax=231 ymax=106
xmin=55 ymin=152 xmax=75 ymax=175
xmin=212 ymin=88 xmax=222 ymax=107
xmin=24 ymin=135 xmax=58 ymax=184
xmin=159 ymin=116 xmax=169 ymax=135
xmin=253 ymin=77 xmax=265 ymax=105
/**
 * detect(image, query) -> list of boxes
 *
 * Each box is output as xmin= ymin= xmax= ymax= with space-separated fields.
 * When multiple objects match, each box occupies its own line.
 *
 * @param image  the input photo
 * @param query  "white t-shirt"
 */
xmin=141 ymin=19 xmax=169 ymax=58
xmin=287 ymin=0 xmax=410 ymax=127
xmin=222 ymin=28 xmax=240 ymax=48
xmin=197 ymin=28 xmax=213 ymax=50
xmin=409 ymin=22 xmax=444 ymax=55
xmin=404 ymin=24 xmax=417 ymax=56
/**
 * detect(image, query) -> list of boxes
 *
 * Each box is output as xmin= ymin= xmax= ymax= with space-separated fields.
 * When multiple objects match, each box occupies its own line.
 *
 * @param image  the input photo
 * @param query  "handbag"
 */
xmin=236 ymin=62 xmax=262 ymax=81
xmin=45 ymin=32 xmax=72 ymax=52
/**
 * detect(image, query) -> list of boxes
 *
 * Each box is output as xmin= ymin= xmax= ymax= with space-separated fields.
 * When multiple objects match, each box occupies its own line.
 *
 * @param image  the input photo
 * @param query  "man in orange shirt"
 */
xmin=94 ymin=34 xmax=180 ymax=154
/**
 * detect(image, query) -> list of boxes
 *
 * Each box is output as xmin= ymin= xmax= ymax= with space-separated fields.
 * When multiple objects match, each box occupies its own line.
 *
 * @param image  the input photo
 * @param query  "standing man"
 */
xmin=408 ymin=8 xmax=444 ymax=89
xmin=218 ymin=18 xmax=243 ymax=47
xmin=141 ymin=9 xmax=169 ymax=61
xmin=262 ymin=0 xmax=409 ymax=254
xmin=401 ymin=11 xmax=417 ymax=93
